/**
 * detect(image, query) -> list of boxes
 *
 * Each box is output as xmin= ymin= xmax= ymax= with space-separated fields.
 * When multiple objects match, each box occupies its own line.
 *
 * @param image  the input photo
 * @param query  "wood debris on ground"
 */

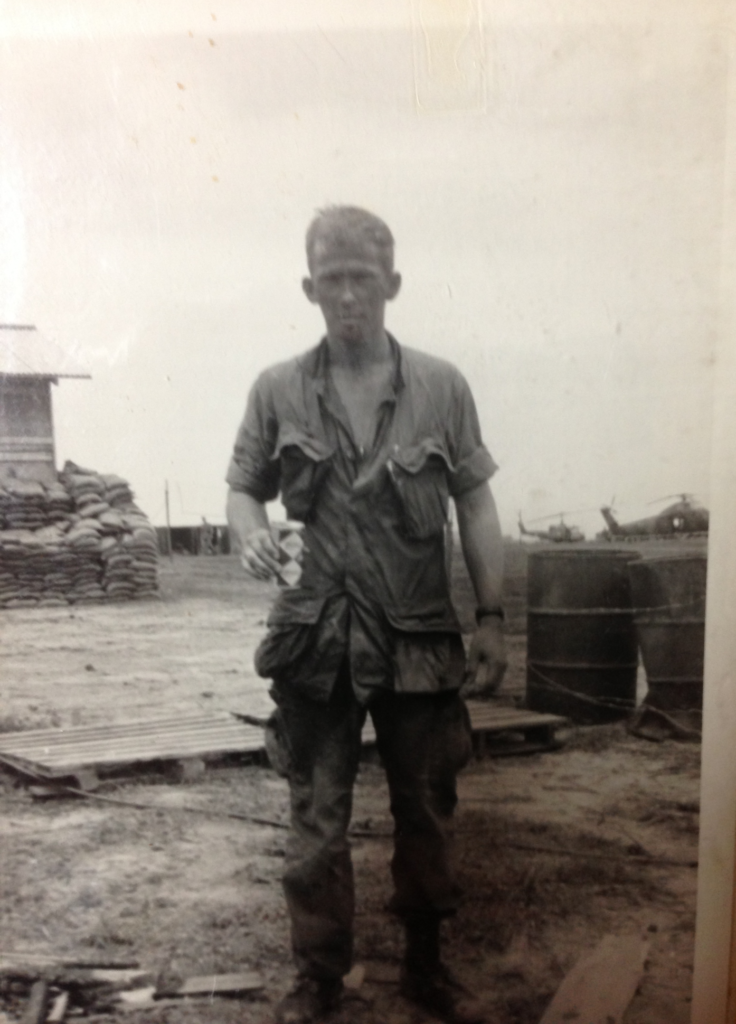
xmin=1 ymin=956 xmax=265 ymax=1021
xmin=539 ymin=933 xmax=649 ymax=1024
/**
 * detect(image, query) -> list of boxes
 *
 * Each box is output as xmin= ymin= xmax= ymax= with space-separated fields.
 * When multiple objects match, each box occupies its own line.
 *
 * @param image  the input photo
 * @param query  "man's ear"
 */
xmin=302 ymin=276 xmax=317 ymax=303
xmin=386 ymin=271 xmax=402 ymax=301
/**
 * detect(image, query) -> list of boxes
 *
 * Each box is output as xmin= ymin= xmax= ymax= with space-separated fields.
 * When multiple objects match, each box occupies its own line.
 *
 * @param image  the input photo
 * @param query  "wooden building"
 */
xmin=0 ymin=324 xmax=90 ymax=486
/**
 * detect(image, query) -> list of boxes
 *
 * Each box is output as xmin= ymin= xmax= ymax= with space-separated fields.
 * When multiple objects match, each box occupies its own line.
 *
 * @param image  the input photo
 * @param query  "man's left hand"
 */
xmin=464 ymin=618 xmax=508 ymax=697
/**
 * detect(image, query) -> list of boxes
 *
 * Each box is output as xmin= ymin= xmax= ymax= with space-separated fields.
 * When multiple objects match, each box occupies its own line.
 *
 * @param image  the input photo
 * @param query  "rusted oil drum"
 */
xmin=526 ymin=548 xmax=641 ymax=723
xmin=628 ymin=553 xmax=707 ymax=724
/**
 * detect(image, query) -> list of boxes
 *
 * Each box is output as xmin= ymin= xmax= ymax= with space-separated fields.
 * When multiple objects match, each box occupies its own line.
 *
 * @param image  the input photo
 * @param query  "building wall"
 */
xmin=0 ymin=377 xmax=56 ymax=485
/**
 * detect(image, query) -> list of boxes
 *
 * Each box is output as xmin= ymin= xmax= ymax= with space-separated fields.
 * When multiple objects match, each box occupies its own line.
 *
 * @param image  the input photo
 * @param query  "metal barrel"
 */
xmin=628 ymin=553 xmax=707 ymax=722
xmin=526 ymin=548 xmax=641 ymax=723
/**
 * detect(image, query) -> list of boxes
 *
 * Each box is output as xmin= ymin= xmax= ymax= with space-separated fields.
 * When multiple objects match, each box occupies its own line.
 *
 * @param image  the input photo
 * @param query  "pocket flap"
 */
xmin=272 ymin=425 xmax=333 ymax=463
xmin=266 ymin=588 xmax=327 ymax=627
xmin=389 ymin=439 xmax=451 ymax=476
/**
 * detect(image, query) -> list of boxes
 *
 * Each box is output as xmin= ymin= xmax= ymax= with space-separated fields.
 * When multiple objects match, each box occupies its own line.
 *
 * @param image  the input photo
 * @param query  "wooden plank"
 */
xmin=0 ymin=715 xmax=264 ymax=773
xmin=539 ymin=934 xmax=649 ymax=1024
xmin=0 ymin=729 xmax=264 ymax=756
xmin=0 ymin=713 xmax=236 ymax=739
xmin=12 ymin=735 xmax=265 ymax=765
xmin=465 ymin=702 xmax=566 ymax=730
xmin=470 ymin=711 xmax=565 ymax=729
xmin=159 ymin=972 xmax=264 ymax=997
xmin=21 ymin=980 xmax=50 ymax=1024
xmin=0 ymin=951 xmax=140 ymax=971
xmin=0 ymin=714 xmax=258 ymax=744
xmin=46 ymin=991 xmax=69 ymax=1023
xmin=0 ymin=742 xmax=261 ymax=775
xmin=84 ymin=968 xmax=155 ymax=988
xmin=0 ymin=716 xmax=261 ymax=750
xmin=9 ymin=733 xmax=264 ymax=767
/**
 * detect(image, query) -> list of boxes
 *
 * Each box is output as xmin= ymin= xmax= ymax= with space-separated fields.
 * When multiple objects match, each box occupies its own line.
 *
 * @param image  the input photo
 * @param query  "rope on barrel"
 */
xmin=529 ymin=599 xmax=704 ymax=616
xmin=527 ymin=664 xmax=636 ymax=712
xmin=528 ymin=665 xmax=703 ymax=738
xmin=629 ymin=597 xmax=705 ymax=616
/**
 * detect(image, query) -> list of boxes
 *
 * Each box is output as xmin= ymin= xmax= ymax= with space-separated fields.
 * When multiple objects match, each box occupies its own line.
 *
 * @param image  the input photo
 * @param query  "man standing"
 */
xmin=226 ymin=207 xmax=506 ymax=1024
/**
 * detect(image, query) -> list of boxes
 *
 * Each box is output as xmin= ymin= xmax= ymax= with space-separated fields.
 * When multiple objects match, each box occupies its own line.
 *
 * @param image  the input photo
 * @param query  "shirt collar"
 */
xmin=304 ymin=333 xmax=405 ymax=400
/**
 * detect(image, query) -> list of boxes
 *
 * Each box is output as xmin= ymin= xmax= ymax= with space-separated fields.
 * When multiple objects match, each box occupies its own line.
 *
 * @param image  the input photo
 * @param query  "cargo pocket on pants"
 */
xmin=254 ymin=591 xmax=328 ymax=680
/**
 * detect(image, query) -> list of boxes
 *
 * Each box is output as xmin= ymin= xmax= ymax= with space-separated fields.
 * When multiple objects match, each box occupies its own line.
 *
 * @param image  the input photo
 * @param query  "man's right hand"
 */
xmin=240 ymin=527 xmax=281 ymax=581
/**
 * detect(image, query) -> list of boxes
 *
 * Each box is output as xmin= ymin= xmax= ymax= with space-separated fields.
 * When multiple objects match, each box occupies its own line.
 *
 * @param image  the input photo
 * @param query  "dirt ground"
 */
xmin=0 ymin=551 xmax=701 ymax=1023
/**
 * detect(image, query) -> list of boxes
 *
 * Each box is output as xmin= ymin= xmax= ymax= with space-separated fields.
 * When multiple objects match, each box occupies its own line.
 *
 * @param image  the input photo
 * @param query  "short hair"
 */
xmin=305 ymin=206 xmax=395 ymax=273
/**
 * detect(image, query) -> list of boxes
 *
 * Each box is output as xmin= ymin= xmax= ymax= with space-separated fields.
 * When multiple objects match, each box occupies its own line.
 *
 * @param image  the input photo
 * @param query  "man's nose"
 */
xmin=339 ymin=278 xmax=356 ymax=303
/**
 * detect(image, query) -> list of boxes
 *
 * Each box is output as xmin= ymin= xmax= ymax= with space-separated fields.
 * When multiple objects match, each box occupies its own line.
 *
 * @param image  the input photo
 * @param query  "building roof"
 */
xmin=0 ymin=325 xmax=91 ymax=379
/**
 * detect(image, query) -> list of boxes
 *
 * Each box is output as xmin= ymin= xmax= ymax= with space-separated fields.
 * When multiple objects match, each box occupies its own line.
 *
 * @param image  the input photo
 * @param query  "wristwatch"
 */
xmin=475 ymin=605 xmax=505 ymax=625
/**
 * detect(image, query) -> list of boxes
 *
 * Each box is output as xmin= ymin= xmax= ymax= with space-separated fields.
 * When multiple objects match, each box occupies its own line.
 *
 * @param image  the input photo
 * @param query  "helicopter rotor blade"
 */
xmin=526 ymin=511 xmax=568 ymax=524
xmin=646 ymin=492 xmax=694 ymax=506
xmin=526 ymin=505 xmax=599 ymax=525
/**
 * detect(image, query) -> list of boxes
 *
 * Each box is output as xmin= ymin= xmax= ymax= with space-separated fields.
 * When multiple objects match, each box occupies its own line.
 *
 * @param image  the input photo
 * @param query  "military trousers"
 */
xmin=267 ymin=665 xmax=473 ymax=981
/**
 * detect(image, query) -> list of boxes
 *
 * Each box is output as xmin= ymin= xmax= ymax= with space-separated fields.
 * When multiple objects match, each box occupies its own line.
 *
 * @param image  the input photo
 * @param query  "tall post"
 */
xmin=164 ymin=480 xmax=173 ymax=560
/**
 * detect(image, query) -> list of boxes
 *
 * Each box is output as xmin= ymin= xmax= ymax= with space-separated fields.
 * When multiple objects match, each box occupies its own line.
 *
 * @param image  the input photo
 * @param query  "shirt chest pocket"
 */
xmin=273 ymin=426 xmax=334 ymax=522
xmin=387 ymin=441 xmax=451 ymax=540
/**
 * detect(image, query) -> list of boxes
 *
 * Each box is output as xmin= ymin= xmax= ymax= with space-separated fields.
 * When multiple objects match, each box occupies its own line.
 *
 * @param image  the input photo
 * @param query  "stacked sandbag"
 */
xmin=64 ymin=513 xmax=106 ymax=604
xmin=63 ymin=469 xmax=108 ymax=518
xmin=4 ymin=480 xmax=47 ymax=531
xmin=100 ymin=535 xmax=136 ymax=602
xmin=46 ymin=481 xmax=74 ymax=522
xmin=59 ymin=463 xmax=159 ymax=602
xmin=101 ymin=474 xmax=135 ymax=508
xmin=0 ymin=525 xmax=77 ymax=608
xmin=124 ymin=511 xmax=160 ymax=597
xmin=0 ymin=531 xmax=46 ymax=607
xmin=0 ymin=463 xmax=159 ymax=609
xmin=0 ymin=487 xmax=11 ymax=529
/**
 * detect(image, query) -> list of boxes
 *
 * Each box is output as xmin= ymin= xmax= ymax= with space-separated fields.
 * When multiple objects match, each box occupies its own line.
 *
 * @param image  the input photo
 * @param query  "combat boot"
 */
xmin=400 ymin=913 xmax=489 ymax=1024
xmin=273 ymin=975 xmax=343 ymax=1023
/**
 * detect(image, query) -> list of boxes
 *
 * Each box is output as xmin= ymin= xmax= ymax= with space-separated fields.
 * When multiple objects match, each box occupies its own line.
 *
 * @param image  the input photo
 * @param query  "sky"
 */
xmin=0 ymin=0 xmax=728 ymax=535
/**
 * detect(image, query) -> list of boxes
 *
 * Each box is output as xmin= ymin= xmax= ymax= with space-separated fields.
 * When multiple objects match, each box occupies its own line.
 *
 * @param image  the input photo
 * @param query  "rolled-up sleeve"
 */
xmin=445 ymin=370 xmax=498 ymax=497
xmin=225 ymin=371 xmax=281 ymax=502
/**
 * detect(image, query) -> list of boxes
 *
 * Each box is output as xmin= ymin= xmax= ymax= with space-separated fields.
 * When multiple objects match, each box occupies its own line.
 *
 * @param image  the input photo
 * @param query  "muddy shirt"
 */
xmin=226 ymin=335 xmax=497 ymax=703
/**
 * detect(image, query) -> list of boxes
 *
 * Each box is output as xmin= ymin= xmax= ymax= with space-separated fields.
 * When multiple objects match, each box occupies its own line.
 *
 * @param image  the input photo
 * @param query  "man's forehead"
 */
xmin=311 ymin=234 xmax=385 ymax=269
xmin=312 ymin=231 xmax=379 ymax=256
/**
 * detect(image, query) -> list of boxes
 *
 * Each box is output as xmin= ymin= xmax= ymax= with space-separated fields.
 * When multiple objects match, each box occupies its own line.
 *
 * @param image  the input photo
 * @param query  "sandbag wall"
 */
xmin=0 ymin=461 xmax=159 ymax=609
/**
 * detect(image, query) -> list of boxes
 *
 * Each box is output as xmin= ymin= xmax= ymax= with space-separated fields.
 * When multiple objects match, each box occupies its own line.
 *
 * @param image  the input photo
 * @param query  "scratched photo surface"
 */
xmin=0 ymin=3 xmax=729 ymax=1023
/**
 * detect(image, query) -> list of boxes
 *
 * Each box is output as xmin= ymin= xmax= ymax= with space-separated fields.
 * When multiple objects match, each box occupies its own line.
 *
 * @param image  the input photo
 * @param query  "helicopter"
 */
xmin=518 ymin=512 xmax=585 ymax=543
xmin=599 ymin=494 xmax=709 ymax=540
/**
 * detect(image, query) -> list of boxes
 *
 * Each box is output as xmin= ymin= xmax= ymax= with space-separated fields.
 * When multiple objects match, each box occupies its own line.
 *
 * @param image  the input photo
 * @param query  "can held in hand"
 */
xmin=271 ymin=521 xmax=305 ymax=587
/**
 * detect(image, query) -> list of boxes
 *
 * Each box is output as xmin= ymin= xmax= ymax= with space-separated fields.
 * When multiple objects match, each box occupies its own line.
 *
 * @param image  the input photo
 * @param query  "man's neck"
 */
xmin=325 ymin=329 xmax=392 ymax=373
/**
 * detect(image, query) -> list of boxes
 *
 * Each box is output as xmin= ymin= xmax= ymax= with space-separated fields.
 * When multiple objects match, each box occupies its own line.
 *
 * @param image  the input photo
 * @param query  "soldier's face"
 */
xmin=303 ymin=233 xmax=401 ymax=344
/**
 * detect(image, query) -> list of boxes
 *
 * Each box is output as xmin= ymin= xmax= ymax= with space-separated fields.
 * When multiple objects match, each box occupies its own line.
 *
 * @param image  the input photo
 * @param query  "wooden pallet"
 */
xmin=0 ymin=713 xmax=265 ymax=789
xmin=469 ymin=702 xmax=567 ymax=756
